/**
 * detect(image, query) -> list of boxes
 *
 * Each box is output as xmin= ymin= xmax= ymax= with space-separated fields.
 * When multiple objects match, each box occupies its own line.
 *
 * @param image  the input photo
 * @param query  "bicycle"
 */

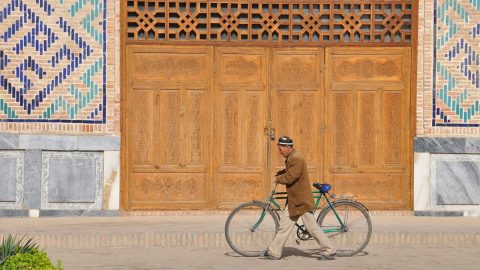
xmin=224 ymin=182 xmax=372 ymax=257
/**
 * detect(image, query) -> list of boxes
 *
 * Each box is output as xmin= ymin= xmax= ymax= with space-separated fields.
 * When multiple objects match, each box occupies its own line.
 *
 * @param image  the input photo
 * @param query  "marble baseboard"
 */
xmin=415 ymin=211 xmax=480 ymax=217
xmin=38 ymin=210 xmax=120 ymax=217
xmin=0 ymin=151 xmax=24 ymax=209
xmin=41 ymin=152 xmax=104 ymax=210
xmin=0 ymin=133 xmax=120 ymax=151
xmin=103 ymin=151 xmax=120 ymax=210
xmin=0 ymin=210 xmax=29 ymax=217
xmin=0 ymin=210 xmax=120 ymax=217
xmin=0 ymin=134 xmax=121 ymax=213
xmin=24 ymin=150 xmax=42 ymax=208
xmin=433 ymin=155 xmax=480 ymax=205
xmin=414 ymin=211 xmax=464 ymax=217
xmin=414 ymin=152 xmax=480 ymax=213
xmin=414 ymin=138 xmax=480 ymax=212
xmin=414 ymin=137 xmax=480 ymax=154
xmin=0 ymin=134 xmax=19 ymax=149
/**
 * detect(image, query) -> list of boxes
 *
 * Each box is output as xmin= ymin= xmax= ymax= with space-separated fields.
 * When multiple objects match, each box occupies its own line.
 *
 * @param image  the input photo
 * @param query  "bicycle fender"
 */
xmin=332 ymin=199 xmax=370 ymax=213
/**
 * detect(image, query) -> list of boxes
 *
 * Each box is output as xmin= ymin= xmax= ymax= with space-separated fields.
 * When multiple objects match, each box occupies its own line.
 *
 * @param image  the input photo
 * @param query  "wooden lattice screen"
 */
xmin=125 ymin=0 xmax=413 ymax=44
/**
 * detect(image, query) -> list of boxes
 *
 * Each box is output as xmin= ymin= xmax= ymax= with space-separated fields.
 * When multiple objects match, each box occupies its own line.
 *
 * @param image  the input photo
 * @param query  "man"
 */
xmin=263 ymin=136 xmax=336 ymax=260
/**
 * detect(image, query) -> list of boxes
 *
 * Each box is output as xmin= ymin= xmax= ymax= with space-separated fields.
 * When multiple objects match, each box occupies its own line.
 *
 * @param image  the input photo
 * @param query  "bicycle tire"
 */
xmin=225 ymin=201 xmax=279 ymax=257
xmin=317 ymin=200 xmax=372 ymax=257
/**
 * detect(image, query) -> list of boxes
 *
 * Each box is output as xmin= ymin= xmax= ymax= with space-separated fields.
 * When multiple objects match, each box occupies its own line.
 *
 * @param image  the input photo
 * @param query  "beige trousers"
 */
xmin=268 ymin=208 xmax=335 ymax=258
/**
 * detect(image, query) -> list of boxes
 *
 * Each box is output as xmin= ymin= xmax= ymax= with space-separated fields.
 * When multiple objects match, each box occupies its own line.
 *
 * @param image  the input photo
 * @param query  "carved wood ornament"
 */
xmin=126 ymin=0 xmax=412 ymax=45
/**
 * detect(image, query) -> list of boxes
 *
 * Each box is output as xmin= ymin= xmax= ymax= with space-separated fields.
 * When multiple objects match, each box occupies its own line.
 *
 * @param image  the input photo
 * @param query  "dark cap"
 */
xmin=277 ymin=136 xmax=294 ymax=146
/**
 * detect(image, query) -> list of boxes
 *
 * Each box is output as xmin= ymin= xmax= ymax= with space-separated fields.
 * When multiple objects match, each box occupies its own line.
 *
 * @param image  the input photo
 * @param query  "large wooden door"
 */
xmin=124 ymin=46 xmax=214 ymax=210
xmin=123 ymin=45 xmax=412 ymax=210
xmin=325 ymin=47 xmax=412 ymax=210
xmin=270 ymin=48 xmax=325 ymax=190
xmin=213 ymin=47 xmax=270 ymax=208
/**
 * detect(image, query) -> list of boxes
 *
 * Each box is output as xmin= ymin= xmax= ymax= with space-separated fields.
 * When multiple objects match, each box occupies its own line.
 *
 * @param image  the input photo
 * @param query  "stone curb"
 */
xmin=19 ymin=232 xmax=480 ymax=249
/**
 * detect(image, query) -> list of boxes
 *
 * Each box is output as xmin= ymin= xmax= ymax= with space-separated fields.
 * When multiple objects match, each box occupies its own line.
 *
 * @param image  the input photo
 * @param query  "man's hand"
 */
xmin=274 ymin=174 xmax=282 ymax=184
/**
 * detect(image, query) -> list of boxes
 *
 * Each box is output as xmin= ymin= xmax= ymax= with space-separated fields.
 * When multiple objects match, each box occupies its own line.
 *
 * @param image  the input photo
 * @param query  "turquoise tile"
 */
xmin=443 ymin=85 xmax=448 ymax=102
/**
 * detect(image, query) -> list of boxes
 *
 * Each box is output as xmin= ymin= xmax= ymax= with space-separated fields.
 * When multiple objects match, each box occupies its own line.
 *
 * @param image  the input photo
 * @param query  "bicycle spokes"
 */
xmin=225 ymin=201 xmax=279 ymax=257
xmin=317 ymin=201 xmax=372 ymax=257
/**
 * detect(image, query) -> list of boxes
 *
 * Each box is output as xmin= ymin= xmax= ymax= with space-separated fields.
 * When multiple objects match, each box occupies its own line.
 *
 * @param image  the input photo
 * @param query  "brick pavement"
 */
xmin=1 ymin=214 xmax=480 ymax=248
xmin=46 ymin=245 xmax=480 ymax=270
xmin=1 ymin=213 xmax=480 ymax=269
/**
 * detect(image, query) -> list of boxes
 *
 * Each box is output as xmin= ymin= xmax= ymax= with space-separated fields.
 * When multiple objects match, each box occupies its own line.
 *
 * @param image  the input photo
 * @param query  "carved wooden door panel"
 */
xmin=270 ymin=48 xmax=325 ymax=192
xmin=124 ymin=45 xmax=214 ymax=210
xmin=325 ymin=47 xmax=412 ymax=210
xmin=123 ymin=45 xmax=411 ymax=210
xmin=214 ymin=47 xmax=269 ymax=208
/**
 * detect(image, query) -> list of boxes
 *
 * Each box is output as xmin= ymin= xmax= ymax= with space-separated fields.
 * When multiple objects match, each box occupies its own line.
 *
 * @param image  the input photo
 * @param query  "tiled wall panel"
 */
xmin=0 ymin=0 xmax=118 ymax=133
xmin=418 ymin=0 xmax=480 ymax=135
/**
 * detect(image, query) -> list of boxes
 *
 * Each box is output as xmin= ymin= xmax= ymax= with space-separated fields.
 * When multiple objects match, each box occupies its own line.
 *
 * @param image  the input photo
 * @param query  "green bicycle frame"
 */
xmin=250 ymin=186 xmax=278 ymax=232
xmin=251 ymin=185 xmax=346 ymax=234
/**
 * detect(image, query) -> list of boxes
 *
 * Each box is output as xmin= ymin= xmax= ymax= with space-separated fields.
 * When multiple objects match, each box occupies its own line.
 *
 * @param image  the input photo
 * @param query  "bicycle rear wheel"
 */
xmin=225 ymin=201 xmax=279 ymax=257
xmin=317 ymin=200 xmax=372 ymax=257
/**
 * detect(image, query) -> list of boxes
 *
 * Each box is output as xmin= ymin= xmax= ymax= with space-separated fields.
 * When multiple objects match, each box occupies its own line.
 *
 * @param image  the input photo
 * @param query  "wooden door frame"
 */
xmin=120 ymin=0 xmax=127 ymax=210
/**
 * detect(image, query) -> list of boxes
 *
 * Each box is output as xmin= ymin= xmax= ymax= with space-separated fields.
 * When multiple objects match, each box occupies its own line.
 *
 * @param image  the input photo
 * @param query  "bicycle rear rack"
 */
xmin=331 ymin=194 xmax=355 ymax=200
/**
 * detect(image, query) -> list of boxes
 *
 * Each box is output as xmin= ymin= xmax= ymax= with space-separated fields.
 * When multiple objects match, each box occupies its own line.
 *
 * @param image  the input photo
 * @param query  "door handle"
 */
xmin=264 ymin=127 xmax=275 ymax=141
xmin=270 ymin=128 xmax=275 ymax=141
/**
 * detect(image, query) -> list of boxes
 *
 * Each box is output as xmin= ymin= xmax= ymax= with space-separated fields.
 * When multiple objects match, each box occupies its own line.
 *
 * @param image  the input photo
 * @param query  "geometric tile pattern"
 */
xmin=0 ymin=0 xmax=106 ymax=123
xmin=433 ymin=0 xmax=480 ymax=126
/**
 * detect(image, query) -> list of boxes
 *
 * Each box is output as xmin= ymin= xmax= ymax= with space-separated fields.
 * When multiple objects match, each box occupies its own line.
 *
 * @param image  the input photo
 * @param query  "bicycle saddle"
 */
xmin=313 ymin=182 xmax=331 ymax=193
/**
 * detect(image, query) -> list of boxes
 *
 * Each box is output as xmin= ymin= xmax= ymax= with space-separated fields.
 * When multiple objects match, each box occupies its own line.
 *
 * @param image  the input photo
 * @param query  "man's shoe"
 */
xmin=262 ymin=250 xmax=281 ymax=260
xmin=259 ymin=249 xmax=269 ymax=257
xmin=318 ymin=254 xmax=335 ymax=260
xmin=318 ymin=250 xmax=336 ymax=260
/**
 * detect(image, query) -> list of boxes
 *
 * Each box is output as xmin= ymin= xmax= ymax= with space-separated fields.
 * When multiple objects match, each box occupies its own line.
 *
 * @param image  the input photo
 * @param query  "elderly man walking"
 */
xmin=263 ymin=136 xmax=336 ymax=260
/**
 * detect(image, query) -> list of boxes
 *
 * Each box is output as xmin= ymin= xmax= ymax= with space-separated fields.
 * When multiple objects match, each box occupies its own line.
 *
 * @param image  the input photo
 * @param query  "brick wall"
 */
xmin=0 ymin=0 xmax=119 ymax=134
xmin=417 ymin=0 xmax=480 ymax=136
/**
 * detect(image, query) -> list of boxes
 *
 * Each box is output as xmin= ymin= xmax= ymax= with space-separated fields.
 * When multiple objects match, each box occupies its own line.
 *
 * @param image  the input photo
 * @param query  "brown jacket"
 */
xmin=275 ymin=149 xmax=315 ymax=217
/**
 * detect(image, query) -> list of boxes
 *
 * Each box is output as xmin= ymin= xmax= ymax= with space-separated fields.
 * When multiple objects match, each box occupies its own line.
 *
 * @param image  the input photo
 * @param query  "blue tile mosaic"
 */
xmin=433 ymin=0 xmax=480 ymax=127
xmin=0 ymin=0 xmax=106 ymax=124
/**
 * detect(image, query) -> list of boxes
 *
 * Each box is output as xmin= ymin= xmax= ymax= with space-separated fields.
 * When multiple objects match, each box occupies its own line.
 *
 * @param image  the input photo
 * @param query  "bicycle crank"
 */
xmin=296 ymin=225 xmax=311 ymax=241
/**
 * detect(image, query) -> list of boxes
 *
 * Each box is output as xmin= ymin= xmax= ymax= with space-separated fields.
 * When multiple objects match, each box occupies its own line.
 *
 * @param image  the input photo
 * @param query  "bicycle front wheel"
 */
xmin=317 ymin=200 xmax=372 ymax=257
xmin=225 ymin=201 xmax=279 ymax=257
